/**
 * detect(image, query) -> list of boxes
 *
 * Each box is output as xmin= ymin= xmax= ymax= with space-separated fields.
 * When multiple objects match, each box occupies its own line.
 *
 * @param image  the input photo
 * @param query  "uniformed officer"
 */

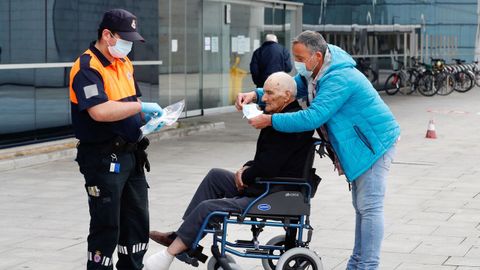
xmin=69 ymin=9 xmax=161 ymax=270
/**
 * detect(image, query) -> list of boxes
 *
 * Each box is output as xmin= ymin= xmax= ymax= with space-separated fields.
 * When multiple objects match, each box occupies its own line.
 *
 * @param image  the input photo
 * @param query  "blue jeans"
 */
xmin=346 ymin=145 xmax=396 ymax=270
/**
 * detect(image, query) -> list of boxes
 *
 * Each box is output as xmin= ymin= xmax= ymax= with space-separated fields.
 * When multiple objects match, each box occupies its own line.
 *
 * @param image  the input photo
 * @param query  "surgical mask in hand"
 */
xmin=294 ymin=61 xmax=313 ymax=78
xmin=108 ymin=37 xmax=133 ymax=58
xmin=242 ymin=103 xmax=263 ymax=119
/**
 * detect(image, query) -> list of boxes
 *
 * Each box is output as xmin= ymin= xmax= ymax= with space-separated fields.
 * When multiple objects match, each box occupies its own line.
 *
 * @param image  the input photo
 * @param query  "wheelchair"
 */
xmin=176 ymin=139 xmax=326 ymax=270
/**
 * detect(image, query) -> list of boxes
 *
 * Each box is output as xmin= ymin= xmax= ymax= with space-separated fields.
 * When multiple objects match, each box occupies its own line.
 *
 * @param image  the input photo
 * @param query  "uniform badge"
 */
xmin=94 ymin=251 xmax=102 ymax=263
xmin=131 ymin=19 xmax=136 ymax=29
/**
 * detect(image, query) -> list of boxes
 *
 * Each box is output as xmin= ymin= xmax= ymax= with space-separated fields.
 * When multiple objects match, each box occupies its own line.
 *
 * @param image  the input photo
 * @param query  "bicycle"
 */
xmin=356 ymin=57 xmax=378 ymax=84
xmin=383 ymin=58 xmax=419 ymax=95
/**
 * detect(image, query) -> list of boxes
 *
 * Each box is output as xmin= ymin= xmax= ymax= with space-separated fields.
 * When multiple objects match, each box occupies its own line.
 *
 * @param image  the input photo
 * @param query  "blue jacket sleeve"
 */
xmin=255 ymin=88 xmax=265 ymax=107
xmin=293 ymin=74 xmax=308 ymax=99
xmin=272 ymin=72 xmax=353 ymax=132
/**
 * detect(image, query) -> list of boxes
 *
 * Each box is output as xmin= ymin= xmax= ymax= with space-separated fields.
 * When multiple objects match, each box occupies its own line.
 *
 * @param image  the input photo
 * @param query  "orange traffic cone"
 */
xmin=425 ymin=120 xmax=437 ymax=139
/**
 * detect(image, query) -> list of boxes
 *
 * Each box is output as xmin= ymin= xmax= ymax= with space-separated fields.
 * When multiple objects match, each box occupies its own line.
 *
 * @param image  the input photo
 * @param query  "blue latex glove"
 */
xmin=144 ymin=113 xmax=152 ymax=123
xmin=141 ymin=102 xmax=163 ymax=117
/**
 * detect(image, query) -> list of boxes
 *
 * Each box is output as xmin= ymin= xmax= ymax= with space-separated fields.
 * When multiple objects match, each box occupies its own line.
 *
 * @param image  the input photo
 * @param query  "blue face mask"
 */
xmin=294 ymin=54 xmax=318 ymax=78
xmin=294 ymin=61 xmax=312 ymax=78
xmin=107 ymin=33 xmax=133 ymax=58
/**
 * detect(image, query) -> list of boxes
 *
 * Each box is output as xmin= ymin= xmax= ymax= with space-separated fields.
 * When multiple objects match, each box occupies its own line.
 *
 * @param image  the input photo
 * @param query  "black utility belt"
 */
xmin=78 ymin=136 xmax=149 ymax=154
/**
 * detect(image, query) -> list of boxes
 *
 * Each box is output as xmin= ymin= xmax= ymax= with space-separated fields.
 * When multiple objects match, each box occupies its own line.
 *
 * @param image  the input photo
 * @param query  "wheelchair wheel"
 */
xmin=275 ymin=247 xmax=323 ymax=270
xmin=207 ymin=254 xmax=240 ymax=270
xmin=261 ymin=235 xmax=286 ymax=270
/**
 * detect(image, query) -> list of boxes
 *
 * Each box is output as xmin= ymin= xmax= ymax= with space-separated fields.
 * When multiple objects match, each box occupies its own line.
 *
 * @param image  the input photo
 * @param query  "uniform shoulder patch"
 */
xmin=84 ymin=84 xmax=99 ymax=99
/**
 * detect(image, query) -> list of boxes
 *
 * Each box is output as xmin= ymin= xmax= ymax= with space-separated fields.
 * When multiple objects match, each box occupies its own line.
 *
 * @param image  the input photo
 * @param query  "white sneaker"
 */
xmin=144 ymin=249 xmax=174 ymax=270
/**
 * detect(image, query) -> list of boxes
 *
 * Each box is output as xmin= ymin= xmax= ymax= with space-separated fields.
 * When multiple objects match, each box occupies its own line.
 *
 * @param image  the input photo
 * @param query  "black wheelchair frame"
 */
xmin=177 ymin=139 xmax=326 ymax=270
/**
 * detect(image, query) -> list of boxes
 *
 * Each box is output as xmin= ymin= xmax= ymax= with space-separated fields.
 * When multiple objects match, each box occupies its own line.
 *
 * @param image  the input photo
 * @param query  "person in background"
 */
xmin=250 ymin=34 xmax=292 ymax=88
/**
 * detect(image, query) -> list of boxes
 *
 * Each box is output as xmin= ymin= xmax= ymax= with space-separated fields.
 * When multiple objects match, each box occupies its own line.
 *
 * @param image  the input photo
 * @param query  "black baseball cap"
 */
xmin=99 ymin=9 xmax=145 ymax=42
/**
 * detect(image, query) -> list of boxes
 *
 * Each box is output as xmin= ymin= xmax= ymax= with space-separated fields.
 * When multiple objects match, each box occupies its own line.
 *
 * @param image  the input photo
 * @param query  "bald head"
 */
xmin=262 ymin=72 xmax=297 ymax=113
xmin=265 ymin=34 xmax=278 ymax=43
xmin=264 ymin=72 xmax=297 ymax=97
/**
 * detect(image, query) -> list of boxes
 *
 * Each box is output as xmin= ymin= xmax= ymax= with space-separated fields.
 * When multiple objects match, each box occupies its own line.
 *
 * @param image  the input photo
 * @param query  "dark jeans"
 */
xmin=76 ymin=145 xmax=149 ymax=270
xmin=176 ymin=168 xmax=255 ymax=248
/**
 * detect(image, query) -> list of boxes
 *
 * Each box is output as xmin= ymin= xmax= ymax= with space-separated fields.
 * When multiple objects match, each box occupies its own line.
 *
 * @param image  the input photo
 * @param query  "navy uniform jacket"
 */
xmin=241 ymin=100 xmax=314 ymax=197
xmin=250 ymin=41 xmax=292 ymax=88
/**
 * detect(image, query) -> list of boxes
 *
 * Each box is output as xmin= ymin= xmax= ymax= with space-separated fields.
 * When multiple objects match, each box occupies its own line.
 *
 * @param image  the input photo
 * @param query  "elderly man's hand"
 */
xmin=248 ymin=114 xmax=272 ymax=129
xmin=235 ymin=91 xmax=256 ymax=111
xmin=235 ymin=167 xmax=248 ymax=191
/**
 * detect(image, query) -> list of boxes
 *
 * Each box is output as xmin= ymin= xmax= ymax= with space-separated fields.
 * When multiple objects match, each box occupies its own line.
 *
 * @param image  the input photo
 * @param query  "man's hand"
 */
xmin=248 ymin=114 xmax=272 ymax=129
xmin=235 ymin=167 xmax=248 ymax=191
xmin=235 ymin=91 xmax=257 ymax=111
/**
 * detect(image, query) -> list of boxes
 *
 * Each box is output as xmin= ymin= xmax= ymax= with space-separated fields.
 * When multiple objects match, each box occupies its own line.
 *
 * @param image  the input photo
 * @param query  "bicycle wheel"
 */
xmin=417 ymin=73 xmax=437 ymax=97
xmin=475 ymin=71 xmax=480 ymax=87
xmin=363 ymin=68 xmax=378 ymax=84
xmin=384 ymin=73 xmax=401 ymax=95
xmin=399 ymin=71 xmax=417 ymax=95
xmin=436 ymin=73 xmax=454 ymax=96
xmin=454 ymin=71 xmax=474 ymax=93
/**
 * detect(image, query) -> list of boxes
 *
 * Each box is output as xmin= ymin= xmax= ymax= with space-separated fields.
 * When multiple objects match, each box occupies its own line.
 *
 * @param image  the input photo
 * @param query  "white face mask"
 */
xmin=107 ymin=33 xmax=133 ymax=58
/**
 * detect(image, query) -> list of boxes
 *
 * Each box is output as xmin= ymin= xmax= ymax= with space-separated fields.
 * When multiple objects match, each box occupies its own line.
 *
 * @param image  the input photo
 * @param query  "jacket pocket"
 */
xmin=353 ymin=125 xmax=375 ymax=154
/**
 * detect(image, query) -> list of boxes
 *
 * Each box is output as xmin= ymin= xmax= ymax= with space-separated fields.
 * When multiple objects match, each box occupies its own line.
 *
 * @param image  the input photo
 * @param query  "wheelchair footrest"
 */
xmin=176 ymin=253 xmax=199 ymax=267
xmin=245 ymin=249 xmax=270 ymax=255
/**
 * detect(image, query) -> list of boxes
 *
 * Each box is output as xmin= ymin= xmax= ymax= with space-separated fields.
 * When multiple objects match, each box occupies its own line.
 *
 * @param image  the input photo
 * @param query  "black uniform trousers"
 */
xmin=176 ymin=168 xmax=255 ymax=248
xmin=76 ymin=144 xmax=149 ymax=270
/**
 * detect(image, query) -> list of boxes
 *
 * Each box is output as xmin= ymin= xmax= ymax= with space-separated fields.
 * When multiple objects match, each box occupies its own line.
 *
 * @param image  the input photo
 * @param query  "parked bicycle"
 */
xmin=383 ymin=58 xmax=419 ymax=95
xmin=356 ymin=57 xmax=378 ymax=84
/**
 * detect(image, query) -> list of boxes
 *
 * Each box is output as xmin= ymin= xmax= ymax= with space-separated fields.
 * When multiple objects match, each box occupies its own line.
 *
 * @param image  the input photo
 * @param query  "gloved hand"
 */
xmin=141 ymin=102 xmax=163 ymax=118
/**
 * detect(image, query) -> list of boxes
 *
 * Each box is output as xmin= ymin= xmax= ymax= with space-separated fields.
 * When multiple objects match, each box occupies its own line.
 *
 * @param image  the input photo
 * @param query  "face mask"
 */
xmin=294 ymin=54 xmax=318 ymax=78
xmin=107 ymin=34 xmax=133 ymax=58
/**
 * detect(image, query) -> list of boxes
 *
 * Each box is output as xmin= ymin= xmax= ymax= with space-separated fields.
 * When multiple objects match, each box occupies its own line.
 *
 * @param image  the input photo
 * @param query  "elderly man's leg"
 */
xmin=145 ymin=197 xmax=254 ymax=270
xmin=150 ymin=168 xmax=238 ymax=246
xmin=183 ymin=168 xmax=239 ymax=218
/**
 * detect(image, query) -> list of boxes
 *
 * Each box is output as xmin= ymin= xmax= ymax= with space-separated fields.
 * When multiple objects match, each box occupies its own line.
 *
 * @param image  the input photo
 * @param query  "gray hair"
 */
xmin=264 ymin=72 xmax=297 ymax=97
xmin=265 ymin=34 xmax=278 ymax=43
xmin=293 ymin=30 xmax=327 ymax=56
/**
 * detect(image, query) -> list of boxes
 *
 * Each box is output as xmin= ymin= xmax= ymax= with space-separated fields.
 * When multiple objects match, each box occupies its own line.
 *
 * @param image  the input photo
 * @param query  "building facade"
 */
xmin=0 ymin=0 xmax=478 ymax=147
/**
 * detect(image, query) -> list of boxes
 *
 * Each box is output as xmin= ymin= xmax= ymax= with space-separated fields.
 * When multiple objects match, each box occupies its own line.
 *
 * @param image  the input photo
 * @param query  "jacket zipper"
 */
xmin=353 ymin=125 xmax=375 ymax=154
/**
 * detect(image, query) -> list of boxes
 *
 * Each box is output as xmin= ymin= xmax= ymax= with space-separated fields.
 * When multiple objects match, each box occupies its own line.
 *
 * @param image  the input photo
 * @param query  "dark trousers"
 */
xmin=76 ymin=146 xmax=149 ymax=270
xmin=176 ymin=168 xmax=255 ymax=247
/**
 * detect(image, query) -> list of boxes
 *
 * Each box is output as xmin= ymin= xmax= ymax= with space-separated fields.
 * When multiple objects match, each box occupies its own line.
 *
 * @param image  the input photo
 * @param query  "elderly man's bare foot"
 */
xmin=149 ymin=231 xmax=176 ymax=247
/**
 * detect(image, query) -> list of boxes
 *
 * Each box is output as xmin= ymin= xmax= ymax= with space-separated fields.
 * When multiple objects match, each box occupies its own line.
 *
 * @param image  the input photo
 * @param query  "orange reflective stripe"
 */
xmin=69 ymin=49 xmax=137 ymax=105
xmin=69 ymin=62 xmax=79 ymax=104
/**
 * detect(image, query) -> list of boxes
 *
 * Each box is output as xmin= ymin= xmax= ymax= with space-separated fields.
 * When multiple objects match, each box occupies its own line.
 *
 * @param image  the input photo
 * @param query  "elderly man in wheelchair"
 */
xmin=145 ymin=72 xmax=324 ymax=270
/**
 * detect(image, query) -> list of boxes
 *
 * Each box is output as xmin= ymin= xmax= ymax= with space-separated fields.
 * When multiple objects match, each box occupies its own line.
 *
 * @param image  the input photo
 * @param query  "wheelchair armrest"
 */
xmin=255 ymin=177 xmax=309 ymax=184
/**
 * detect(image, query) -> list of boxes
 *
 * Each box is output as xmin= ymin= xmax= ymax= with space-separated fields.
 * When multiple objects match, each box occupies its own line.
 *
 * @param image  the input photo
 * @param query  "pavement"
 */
xmin=1 ymin=89 xmax=480 ymax=270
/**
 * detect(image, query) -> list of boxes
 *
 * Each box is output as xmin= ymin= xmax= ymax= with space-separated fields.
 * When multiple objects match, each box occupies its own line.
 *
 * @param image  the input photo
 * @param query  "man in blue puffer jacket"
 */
xmin=236 ymin=30 xmax=400 ymax=270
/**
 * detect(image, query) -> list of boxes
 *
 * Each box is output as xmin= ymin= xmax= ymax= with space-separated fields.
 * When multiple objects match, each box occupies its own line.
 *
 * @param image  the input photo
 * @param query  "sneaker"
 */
xmin=144 ymin=249 xmax=174 ymax=270
xmin=149 ymin=231 xmax=176 ymax=247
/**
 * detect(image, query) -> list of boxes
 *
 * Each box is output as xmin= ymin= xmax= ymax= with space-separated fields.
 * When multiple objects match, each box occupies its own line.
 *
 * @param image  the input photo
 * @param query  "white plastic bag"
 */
xmin=140 ymin=99 xmax=185 ymax=137
xmin=157 ymin=99 xmax=185 ymax=126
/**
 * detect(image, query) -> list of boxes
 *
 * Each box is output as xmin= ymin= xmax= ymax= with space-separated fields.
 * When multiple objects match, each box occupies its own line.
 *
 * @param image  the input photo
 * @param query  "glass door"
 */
xmin=201 ymin=0 xmax=302 ymax=109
